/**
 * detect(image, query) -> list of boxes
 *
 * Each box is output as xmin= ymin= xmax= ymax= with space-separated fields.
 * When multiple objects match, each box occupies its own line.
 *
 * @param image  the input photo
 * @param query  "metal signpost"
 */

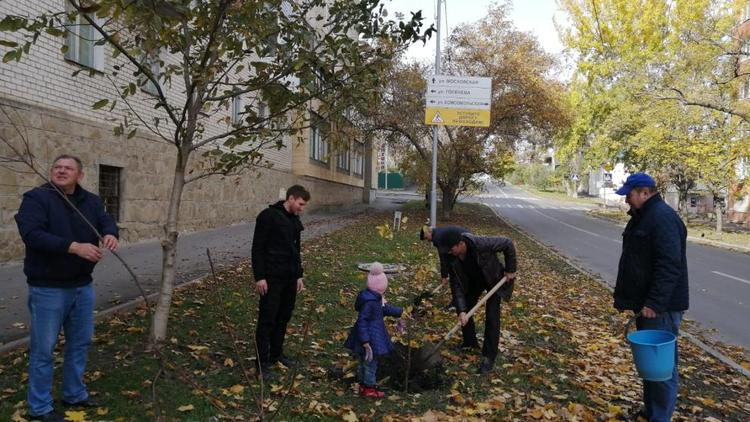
xmin=425 ymin=0 xmax=492 ymax=226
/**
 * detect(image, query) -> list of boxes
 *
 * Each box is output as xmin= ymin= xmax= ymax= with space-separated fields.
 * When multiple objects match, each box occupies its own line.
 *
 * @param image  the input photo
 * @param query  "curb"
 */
xmin=488 ymin=204 xmax=750 ymax=379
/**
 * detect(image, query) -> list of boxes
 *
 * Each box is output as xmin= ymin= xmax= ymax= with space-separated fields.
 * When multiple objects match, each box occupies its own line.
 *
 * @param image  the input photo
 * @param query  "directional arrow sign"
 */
xmin=425 ymin=75 xmax=491 ymax=127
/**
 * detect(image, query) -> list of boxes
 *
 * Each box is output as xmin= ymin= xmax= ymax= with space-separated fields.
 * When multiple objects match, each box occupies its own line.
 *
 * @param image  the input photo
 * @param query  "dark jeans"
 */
xmin=255 ymin=278 xmax=297 ymax=366
xmin=636 ymin=311 xmax=682 ymax=422
xmin=460 ymin=282 xmax=502 ymax=360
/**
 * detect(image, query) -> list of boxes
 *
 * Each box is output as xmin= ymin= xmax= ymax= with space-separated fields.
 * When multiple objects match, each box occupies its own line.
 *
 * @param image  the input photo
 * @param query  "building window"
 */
xmin=257 ymin=100 xmax=269 ymax=127
xmin=231 ymin=95 xmax=244 ymax=125
xmin=99 ymin=165 xmax=121 ymax=221
xmin=353 ymin=142 xmax=364 ymax=176
xmin=309 ymin=112 xmax=328 ymax=163
xmin=140 ymin=54 xmax=161 ymax=96
xmin=64 ymin=5 xmax=104 ymax=71
xmin=337 ymin=145 xmax=351 ymax=172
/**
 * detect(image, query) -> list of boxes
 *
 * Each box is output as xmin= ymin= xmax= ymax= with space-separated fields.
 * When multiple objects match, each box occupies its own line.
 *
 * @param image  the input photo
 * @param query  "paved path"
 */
xmin=473 ymin=183 xmax=750 ymax=351
xmin=0 ymin=196 xmax=402 ymax=346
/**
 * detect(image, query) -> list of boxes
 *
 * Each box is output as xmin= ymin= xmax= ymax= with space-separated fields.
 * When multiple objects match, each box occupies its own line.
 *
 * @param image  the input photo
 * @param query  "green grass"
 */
xmin=1 ymin=203 xmax=748 ymax=420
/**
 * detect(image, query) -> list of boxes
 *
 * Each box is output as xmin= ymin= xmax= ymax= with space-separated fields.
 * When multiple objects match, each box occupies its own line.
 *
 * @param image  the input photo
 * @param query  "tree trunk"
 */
xmin=715 ymin=206 xmax=723 ymax=233
xmin=440 ymin=185 xmax=456 ymax=220
xmin=151 ymin=150 xmax=189 ymax=345
xmin=678 ymin=190 xmax=689 ymax=224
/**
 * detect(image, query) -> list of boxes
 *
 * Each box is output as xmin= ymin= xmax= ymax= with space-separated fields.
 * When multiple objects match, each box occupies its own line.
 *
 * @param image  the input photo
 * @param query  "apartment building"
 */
xmin=732 ymin=4 xmax=750 ymax=226
xmin=0 ymin=0 xmax=377 ymax=261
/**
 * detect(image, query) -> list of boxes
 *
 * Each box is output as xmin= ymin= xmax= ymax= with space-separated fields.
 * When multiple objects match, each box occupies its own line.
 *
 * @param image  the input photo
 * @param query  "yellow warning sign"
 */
xmin=425 ymin=107 xmax=490 ymax=127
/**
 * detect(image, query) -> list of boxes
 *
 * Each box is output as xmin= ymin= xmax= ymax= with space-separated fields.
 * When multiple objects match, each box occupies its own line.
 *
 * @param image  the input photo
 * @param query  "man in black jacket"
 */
xmin=614 ymin=173 xmax=688 ymax=422
xmin=251 ymin=185 xmax=310 ymax=379
xmin=421 ymin=225 xmax=478 ymax=349
xmin=16 ymin=155 xmax=119 ymax=422
xmin=440 ymin=231 xmax=517 ymax=374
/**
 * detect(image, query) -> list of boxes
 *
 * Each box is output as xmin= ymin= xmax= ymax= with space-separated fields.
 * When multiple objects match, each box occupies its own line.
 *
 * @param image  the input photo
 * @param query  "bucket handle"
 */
xmin=623 ymin=311 xmax=642 ymax=340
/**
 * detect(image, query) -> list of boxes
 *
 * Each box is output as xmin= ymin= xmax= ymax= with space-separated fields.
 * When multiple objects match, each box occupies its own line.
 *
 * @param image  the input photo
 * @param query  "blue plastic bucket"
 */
xmin=627 ymin=330 xmax=677 ymax=381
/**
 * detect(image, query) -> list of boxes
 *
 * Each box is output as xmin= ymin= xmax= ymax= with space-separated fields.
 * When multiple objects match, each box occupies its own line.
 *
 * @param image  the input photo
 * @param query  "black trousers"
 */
xmin=459 ymin=282 xmax=502 ymax=361
xmin=255 ymin=278 xmax=297 ymax=366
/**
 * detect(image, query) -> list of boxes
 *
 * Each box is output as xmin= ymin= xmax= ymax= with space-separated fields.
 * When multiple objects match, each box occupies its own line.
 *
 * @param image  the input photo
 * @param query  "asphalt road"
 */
xmin=474 ymin=183 xmax=750 ymax=350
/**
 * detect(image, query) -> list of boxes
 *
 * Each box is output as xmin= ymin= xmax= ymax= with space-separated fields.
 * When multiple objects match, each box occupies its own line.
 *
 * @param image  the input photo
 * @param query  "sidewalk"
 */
xmin=0 ymin=194 xmax=402 ymax=347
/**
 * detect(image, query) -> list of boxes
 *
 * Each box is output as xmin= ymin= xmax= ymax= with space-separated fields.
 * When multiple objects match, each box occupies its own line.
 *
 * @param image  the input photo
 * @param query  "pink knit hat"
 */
xmin=367 ymin=262 xmax=388 ymax=295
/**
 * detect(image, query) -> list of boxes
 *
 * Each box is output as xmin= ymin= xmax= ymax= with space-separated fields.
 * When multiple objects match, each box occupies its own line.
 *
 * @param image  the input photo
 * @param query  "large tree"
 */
xmin=369 ymin=2 xmax=568 ymax=218
xmin=1 ymin=0 xmax=431 ymax=343
xmin=558 ymin=0 xmax=750 ymax=224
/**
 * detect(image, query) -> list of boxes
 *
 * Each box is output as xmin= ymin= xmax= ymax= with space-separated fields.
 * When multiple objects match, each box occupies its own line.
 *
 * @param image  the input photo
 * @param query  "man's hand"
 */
xmin=504 ymin=272 xmax=517 ymax=281
xmin=363 ymin=343 xmax=373 ymax=362
xmin=101 ymin=234 xmax=118 ymax=251
xmin=458 ymin=312 xmax=469 ymax=326
xmin=641 ymin=306 xmax=657 ymax=318
xmin=296 ymin=278 xmax=305 ymax=293
xmin=256 ymin=279 xmax=268 ymax=296
xmin=69 ymin=242 xmax=103 ymax=263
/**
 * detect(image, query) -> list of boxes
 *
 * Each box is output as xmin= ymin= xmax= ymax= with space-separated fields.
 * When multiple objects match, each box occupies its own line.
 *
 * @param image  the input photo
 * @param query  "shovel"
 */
xmin=415 ymin=276 xmax=509 ymax=366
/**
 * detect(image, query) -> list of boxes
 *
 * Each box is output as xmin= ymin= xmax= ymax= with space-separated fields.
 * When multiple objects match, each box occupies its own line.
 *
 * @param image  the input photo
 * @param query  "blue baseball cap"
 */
xmin=615 ymin=172 xmax=656 ymax=195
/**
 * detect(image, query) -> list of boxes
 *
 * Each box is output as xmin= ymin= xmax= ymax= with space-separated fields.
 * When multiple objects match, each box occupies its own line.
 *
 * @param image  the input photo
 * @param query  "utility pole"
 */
xmin=430 ymin=0 xmax=442 ymax=227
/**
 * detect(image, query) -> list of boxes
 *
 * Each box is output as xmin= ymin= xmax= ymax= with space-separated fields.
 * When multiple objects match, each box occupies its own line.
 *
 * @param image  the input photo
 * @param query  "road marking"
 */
xmin=712 ymin=271 xmax=750 ymax=286
xmin=526 ymin=207 xmax=621 ymax=244
xmin=498 ymin=187 xmax=509 ymax=198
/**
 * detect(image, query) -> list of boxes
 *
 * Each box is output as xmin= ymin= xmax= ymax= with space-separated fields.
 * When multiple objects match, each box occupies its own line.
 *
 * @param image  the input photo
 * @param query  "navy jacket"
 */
xmin=15 ymin=183 xmax=118 ymax=287
xmin=251 ymin=201 xmax=304 ymax=281
xmin=614 ymin=194 xmax=689 ymax=313
xmin=431 ymin=226 xmax=469 ymax=278
xmin=344 ymin=289 xmax=403 ymax=356
xmin=447 ymin=233 xmax=517 ymax=313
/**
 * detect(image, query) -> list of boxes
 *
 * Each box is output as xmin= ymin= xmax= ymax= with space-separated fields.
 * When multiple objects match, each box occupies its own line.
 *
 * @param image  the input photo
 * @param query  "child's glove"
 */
xmin=363 ymin=343 xmax=373 ymax=362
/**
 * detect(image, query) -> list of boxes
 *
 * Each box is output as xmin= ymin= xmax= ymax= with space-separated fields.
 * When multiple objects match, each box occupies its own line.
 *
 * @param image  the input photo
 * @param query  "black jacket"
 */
xmin=15 ymin=183 xmax=119 ymax=287
xmin=614 ymin=194 xmax=689 ymax=313
xmin=251 ymin=201 xmax=304 ymax=281
xmin=447 ymin=233 xmax=517 ymax=313
xmin=430 ymin=225 xmax=469 ymax=278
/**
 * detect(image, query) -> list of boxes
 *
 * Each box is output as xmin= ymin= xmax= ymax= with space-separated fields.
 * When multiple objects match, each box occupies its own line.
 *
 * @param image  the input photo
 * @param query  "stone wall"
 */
xmin=0 ymin=100 xmax=363 ymax=263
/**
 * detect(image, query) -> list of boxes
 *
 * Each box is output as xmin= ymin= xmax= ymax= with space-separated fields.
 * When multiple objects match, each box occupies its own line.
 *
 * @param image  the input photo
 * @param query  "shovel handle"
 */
xmin=443 ymin=276 xmax=509 ymax=341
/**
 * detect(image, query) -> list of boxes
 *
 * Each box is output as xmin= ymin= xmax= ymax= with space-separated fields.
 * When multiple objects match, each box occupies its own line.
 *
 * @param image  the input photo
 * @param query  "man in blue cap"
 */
xmin=614 ymin=172 xmax=688 ymax=422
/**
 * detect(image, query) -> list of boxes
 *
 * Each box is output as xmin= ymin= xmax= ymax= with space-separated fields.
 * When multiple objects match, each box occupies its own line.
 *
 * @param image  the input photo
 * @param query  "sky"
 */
xmin=384 ymin=0 xmax=567 ymax=64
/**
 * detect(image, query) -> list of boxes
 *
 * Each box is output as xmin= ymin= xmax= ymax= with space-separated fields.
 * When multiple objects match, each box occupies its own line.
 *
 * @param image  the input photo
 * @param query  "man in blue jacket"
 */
xmin=15 ymin=155 xmax=119 ymax=422
xmin=614 ymin=173 xmax=688 ymax=422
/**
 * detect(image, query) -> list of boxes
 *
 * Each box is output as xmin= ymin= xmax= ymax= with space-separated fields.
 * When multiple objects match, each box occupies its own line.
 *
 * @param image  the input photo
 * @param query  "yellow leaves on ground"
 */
xmin=223 ymin=357 xmax=234 ymax=368
xmin=95 ymin=407 xmax=109 ymax=416
xmin=63 ymin=410 xmax=87 ymax=421
xmin=177 ymin=404 xmax=194 ymax=412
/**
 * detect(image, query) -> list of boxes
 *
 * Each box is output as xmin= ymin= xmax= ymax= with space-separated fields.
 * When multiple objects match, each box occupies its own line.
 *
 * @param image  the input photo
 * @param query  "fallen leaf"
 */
xmin=341 ymin=409 xmax=358 ymax=422
xmin=96 ymin=407 xmax=109 ymax=416
xmin=64 ymin=410 xmax=87 ymax=421
xmin=177 ymin=404 xmax=194 ymax=412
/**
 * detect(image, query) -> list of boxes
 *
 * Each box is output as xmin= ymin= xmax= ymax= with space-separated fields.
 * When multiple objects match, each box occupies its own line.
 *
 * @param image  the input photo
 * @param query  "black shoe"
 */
xmin=477 ymin=357 xmax=494 ymax=375
xmin=62 ymin=398 xmax=100 ymax=408
xmin=271 ymin=354 xmax=298 ymax=368
xmin=29 ymin=410 xmax=65 ymax=422
xmin=257 ymin=365 xmax=275 ymax=381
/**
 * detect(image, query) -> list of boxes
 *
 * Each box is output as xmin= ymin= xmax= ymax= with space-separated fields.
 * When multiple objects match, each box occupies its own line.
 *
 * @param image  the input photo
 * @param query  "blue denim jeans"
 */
xmin=358 ymin=355 xmax=378 ymax=387
xmin=636 ymin=311 xmax=682 ymax=422
xmin=27 ymin=285 xmax=94 ymax=416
